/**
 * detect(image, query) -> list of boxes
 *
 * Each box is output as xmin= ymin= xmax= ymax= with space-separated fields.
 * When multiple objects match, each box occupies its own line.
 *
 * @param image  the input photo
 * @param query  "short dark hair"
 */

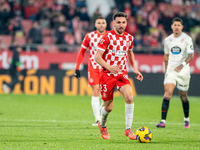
xmin=172 ymin=17 xmax=183 ymax=25
xmin=96 ymin=16 xmax=105 ymax=20
xmin=113 ymin=12 xmax=128 ymax=21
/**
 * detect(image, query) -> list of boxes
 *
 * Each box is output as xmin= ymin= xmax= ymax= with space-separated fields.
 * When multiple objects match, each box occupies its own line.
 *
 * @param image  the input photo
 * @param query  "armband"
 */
xmin=181 ymin=62 xmax=186 ymax=66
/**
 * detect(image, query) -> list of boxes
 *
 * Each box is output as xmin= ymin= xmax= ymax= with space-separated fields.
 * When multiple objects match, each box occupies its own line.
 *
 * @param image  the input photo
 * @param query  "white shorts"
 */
xmin=164 ymin=65 xmax=191 ymax=91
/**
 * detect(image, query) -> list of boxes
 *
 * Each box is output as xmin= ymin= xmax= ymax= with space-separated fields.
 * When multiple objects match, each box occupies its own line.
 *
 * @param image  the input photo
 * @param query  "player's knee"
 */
xmin=125 ymin=95 xmax=133 ymax=104
xmin=180 ymin=96 xmax=188 ymax=103
xmin=105 ymin=106 xmax=113 ymax=113
xmin=92 ymin=88 xmax=100 ymax=96
xmin=164 ymin=91 xmax=173 ymax=98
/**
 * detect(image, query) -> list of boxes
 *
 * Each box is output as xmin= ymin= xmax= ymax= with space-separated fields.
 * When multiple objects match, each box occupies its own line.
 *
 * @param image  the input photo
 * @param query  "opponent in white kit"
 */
xmin=156 ymin=17 xmax=194 ymax=128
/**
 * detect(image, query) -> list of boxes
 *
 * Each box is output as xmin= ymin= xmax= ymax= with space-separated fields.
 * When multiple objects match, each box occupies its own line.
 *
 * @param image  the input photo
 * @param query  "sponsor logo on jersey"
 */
xmin=171 ymin=46 xmax=181 ymax=54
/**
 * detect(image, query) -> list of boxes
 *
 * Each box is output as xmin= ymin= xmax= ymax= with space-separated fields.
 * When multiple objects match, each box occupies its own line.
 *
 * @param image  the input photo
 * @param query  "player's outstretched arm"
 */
xmin=74 ymin=47 xmax=87 ymax=79
xmin=127 ymin=50 xmax=143 ymax=81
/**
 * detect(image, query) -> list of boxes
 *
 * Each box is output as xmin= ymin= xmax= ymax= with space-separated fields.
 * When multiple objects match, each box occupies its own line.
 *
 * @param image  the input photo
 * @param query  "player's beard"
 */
xmin=116 ymin=27 xmax=125 ymax=35
xmin=98 ymin=27 xmax=105 ymax=34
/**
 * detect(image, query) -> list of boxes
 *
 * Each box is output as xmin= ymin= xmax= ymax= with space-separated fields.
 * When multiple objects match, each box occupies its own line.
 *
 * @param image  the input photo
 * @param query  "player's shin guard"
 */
xmin=91 ymin=96 xmax=101 ymax=122
xmin=182 ymin=99 xmax=189 ymax=118
xmin=125 ymin=103 xmax=134 ymax=130
xmin=161 ymin=97 xmax=170 ymax=120
xmin=100 ymin=107 xmax=109 ymax=127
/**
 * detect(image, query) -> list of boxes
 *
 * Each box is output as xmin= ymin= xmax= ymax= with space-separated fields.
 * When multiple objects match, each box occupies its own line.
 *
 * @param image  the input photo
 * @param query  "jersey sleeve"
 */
xmin=97 ymin=35 xmax=110 ymax=51
xmin=75 ymin=46 xmax=87 ymax=70
xmin=129 ymin=36 xmax=134 ymax=51
xmin=186 ymin=37 xmax=194 ymax=54
xmin=164 ymin=39 xmax=169 ymax=54
xmin=81 ymin=33 xmax=90 ymax=49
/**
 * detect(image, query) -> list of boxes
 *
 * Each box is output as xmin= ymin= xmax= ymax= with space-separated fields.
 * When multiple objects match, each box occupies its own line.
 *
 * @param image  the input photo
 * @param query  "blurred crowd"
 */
xmin=0 ymin=0 xmax=200 ymax=54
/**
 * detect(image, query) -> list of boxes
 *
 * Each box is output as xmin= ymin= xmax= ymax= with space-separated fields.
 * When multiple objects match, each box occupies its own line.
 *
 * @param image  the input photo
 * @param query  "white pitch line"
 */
xmin=0 ymin=119 xmax=200 ymax=126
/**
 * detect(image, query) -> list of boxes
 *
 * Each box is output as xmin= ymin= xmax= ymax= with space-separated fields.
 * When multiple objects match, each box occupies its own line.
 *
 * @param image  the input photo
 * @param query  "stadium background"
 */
xmin=0 ymin=0 xmax=200 ymax=96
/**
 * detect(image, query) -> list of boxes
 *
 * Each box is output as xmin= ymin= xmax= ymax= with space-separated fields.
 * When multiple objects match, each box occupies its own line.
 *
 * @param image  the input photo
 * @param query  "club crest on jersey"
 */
xmin=171 ymin=46 xmax=181 ymax=54
xmin=180 ymin=39 xmax=184 ymax=43
xmin=99 ymin=39 xmax=105 ymax=45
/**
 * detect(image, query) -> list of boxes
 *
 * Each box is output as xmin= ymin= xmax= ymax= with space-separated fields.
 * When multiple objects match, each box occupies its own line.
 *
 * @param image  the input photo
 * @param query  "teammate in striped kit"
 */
xmin=95 ymin=12 xmax=143 ymax=140
xmin=74 ymin=16 xmax=108 ymax=126
xmin=156 ymin=17 xmax=194 ymax=128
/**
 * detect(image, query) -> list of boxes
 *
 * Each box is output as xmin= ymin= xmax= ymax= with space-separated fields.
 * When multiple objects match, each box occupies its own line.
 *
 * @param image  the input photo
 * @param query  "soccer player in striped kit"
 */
xmin=74 ymin=16 xmax=108 ymax=126
xmin=95 ymin=12 xmax=143 ymax=140
xmin=156 ymin=17 xmax=194 ymax=128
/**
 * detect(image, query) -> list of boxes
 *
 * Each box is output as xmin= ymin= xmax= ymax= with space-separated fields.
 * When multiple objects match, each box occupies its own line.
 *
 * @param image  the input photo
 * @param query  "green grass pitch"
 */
xmin=0 ymin=94 xmax=200 ymax=150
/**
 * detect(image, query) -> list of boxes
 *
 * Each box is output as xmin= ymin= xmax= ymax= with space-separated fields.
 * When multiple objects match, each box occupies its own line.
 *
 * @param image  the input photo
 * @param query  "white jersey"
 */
xmin=164 ymin=32 xmax=194 ymax=68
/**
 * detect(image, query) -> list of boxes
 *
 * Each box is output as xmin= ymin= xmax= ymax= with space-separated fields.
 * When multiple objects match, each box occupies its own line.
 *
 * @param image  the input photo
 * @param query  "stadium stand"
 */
xmin=0 ymin=0 xmax=199 ymax=53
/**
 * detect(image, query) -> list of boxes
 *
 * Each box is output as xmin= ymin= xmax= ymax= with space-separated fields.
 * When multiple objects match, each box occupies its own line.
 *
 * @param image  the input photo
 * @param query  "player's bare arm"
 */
xmin=174 ymin=53 xmax=194 ymax=73
xmin=95 ymin=50 xmax=122 ymax=73
xmin=164 ymin=54 xmax=169 ymax=74
xmin=127 ymin=50 xmax=143 ymax=81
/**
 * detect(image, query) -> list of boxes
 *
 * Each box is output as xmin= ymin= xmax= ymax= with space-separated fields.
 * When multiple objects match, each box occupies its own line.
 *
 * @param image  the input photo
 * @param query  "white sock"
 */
xmin=125 ymin=103 xmax=134 ymax=130
xmin=100 ymin=99 xmax=104 ymax=111
xmin=161 ymin=120 xmax=166 ymax=124
xmin=184 ymin=117 xmax=189 ymax=122
xmin=91 ymin=96 xmax=100 ymax=122
xmin=100 ymin=107 xmax=109 ymax=127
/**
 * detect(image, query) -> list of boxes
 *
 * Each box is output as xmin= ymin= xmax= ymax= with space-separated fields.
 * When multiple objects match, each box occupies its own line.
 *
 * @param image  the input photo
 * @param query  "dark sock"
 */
xmin=161 ymin=97 xmax=170 ymax=120
xmin=182 ymin=99 xmax=189 ymax=118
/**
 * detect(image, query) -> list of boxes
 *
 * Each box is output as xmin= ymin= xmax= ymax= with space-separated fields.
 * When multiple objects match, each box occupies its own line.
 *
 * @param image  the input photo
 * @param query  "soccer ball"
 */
xmin=135 ymin=126 xmax=152 ymax=143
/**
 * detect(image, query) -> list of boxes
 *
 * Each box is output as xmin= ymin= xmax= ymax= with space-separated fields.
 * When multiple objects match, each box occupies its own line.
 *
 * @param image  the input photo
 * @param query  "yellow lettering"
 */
xmin=63 ymin=76 xmax=78 ymax=95
xmin=79 ymin=77 xmax=92 ymax=96
xmin=12 ymin=83 xmax=22 ymax=94
xmin=24 ymin=76 xmax=39 ymax=95
xmin=0 ymin=75 xmax=11 ymax=93
xmin=40 ymin=76 xmax=55 ymax=95
xmin=129 ymin=78 xmax=137 ymax=97
xmin=63 ymin=70 xmax=78 ymax=95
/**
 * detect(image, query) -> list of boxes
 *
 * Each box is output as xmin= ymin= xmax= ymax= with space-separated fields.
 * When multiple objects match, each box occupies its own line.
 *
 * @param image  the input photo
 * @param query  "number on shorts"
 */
xmin=100 ymin=84 xmax=107 ymax=92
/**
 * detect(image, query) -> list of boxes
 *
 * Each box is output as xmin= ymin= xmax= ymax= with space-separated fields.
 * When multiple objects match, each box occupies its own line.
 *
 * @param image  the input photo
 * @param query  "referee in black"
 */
xmin=2 ymin=46 xmax=23 ymax=93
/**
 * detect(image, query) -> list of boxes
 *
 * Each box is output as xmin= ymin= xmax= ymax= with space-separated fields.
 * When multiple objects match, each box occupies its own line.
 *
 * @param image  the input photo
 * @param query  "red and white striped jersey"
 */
xmin=97 ymin=30 xmax=134 ymax=76
xmin=82 ymin=30 xmax=108 ymax=69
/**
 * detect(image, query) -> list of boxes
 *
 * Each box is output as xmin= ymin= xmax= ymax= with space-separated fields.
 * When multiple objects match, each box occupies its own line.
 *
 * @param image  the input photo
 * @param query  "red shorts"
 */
xmin=99 ymin=71 xmax=130 ymax=101
xmin=88 ymin=63 xmax=101 ymax=85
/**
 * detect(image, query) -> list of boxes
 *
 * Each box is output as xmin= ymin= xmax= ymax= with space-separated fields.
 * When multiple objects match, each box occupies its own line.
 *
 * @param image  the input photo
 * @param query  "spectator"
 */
xmin=28 ymin=21 xmax=42 ymax=44
xmin=64 ymin=31 xmax=75 ymax=52
xmin=134 ymin=32 xmax=145 ymax=54
xmin=79 ymin=6 xmax=90 ymax=22
xmin=148 ymin=9 xmax=159 ymax=28
xmin=124 ymin=2 xmax=131 ymax=19
xmin=55 ymin=25 xmax=68 ymax=45
xmin=90 ymin=7 xmax=101 ymax=26
xmin=138 ymin=18 xmax=149 ymax=35
xmin=0 ymin=0 xmax=11 ymax=34
xmin=36 ymin=3 xmax=51 ymax=28
xmin=9 ymin=19 xmax=23 ymax=37
xmin=125 ymin=17 xmax=138 ymax=36
xmin=106 ymin=7 xmax=115 ymax=30
xmin=12 ymin=0 xmax=23 ymax=19
xmin=53 ymin=14 xmax=67 ymax=30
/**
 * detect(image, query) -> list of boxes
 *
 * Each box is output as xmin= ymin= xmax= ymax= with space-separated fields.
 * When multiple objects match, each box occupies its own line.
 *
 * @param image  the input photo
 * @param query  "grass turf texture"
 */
xmin=0 ymin=94 xmax=200 ymax=150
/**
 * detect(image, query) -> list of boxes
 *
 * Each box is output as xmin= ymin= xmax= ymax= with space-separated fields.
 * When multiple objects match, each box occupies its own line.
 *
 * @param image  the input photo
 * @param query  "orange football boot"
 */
xmin=124 ymin=129 xmax=136 ymax=140
xmin=98 ymin=122 xmax=110 ymax=140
